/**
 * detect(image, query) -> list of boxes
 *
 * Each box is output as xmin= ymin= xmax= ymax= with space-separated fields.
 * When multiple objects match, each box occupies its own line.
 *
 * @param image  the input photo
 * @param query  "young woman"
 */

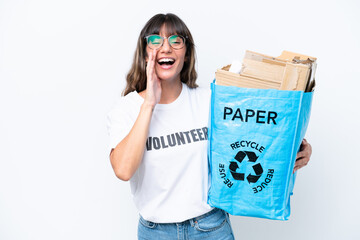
xmin=107 ymin=13 xmax=312 ymax=240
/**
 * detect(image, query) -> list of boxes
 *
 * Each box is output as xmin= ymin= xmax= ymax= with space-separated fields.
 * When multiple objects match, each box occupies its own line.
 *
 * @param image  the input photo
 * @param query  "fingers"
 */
xmin=146 ymin=49 xmax=157 ymax=80
xmin=296 ymin=150 xmax=307 ymax=159
xmin=296 ymin=139 xmax=312 ymax=160
xmin=293 ymin=166 xmax=301 ymax=173
xmin=293 ymin=157 xmax=309 ymax=173
xmin=146 ymin=50 xmax=152 ymax=77
xmin=293 ymin=138 xmax=312 ymax=173
xmin=144 ymin=49 xmax=161 ymax=107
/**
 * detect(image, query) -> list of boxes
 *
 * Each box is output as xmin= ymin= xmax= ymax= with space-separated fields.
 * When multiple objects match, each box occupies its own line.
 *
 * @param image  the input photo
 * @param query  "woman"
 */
xmin=107 ymin=13 xmax=312 ymax=240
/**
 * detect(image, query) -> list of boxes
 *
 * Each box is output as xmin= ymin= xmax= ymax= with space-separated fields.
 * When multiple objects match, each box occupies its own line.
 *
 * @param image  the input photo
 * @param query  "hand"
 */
xmin=293 ymin=138 xmax=312 ymax=173
xmin=145 ymin=49 xmax=161 ymax=108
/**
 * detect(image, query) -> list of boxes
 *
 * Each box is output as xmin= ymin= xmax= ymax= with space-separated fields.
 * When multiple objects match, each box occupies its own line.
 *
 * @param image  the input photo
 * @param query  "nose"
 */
xmin=160 ymin=38 xmax=172 ymax=52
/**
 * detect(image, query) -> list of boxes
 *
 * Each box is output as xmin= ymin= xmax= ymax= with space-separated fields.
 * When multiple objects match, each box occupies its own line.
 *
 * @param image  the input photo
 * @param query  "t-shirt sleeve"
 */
xmin=106 ymin=99 xmax=135 ymax=154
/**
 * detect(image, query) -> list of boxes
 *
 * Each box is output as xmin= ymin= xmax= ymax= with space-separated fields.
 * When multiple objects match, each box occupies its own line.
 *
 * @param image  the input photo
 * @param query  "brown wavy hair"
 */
xmin=123 ymin=13 xmax=198 ymax=96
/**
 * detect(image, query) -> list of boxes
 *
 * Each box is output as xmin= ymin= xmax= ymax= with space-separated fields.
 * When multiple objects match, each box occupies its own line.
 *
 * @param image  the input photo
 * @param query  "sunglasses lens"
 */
xmin=169 ymin=35 xmax=185 ymax=49
xmin=147 ymin=35 xmax=163 ymax=49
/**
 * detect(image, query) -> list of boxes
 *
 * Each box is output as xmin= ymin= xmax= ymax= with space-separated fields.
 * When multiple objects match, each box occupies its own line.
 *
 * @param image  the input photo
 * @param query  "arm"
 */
xmin=293 ymin=138 xmax=312 ymax=173
xmin=110 ymin=49 xmax=160 ymax=181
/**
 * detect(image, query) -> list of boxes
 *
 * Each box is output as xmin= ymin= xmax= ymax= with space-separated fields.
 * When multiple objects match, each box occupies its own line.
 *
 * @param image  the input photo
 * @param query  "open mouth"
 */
xmin=157 ymin=58 xmax=175 ymax=66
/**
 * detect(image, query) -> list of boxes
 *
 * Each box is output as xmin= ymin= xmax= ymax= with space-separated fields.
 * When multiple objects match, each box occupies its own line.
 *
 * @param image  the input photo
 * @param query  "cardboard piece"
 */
xmin=215 ymin=50 xmax=317 ymax=92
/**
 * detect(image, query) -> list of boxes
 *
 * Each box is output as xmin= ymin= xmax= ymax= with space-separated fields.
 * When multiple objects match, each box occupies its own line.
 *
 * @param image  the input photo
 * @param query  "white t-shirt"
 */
xmin=107 ymin=83 xmax=213 ymax=223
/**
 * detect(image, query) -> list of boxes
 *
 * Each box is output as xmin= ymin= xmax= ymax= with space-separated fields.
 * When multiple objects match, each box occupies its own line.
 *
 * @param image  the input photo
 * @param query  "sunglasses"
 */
xmin=144 ymin=35 xmax=187 ymax=50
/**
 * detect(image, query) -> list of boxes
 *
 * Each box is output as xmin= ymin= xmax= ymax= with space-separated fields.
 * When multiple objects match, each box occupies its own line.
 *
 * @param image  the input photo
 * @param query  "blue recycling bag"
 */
xmin=207 ymin=82 xmax=313 ymax=220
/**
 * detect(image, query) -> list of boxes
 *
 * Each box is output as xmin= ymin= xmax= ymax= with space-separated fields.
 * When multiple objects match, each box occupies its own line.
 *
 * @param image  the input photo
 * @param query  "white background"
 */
xmin=1 ymin=0 xmax=359 ymax=239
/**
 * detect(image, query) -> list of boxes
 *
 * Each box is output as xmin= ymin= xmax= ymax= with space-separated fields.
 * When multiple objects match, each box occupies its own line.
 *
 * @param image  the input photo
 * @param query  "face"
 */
xmin=145 ymin=25 xmax=186 ymax=83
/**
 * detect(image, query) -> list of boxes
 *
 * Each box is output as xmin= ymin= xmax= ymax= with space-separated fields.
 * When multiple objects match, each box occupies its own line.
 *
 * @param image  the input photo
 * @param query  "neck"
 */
xmin=159 ymin=79 xmax=183 ymax=104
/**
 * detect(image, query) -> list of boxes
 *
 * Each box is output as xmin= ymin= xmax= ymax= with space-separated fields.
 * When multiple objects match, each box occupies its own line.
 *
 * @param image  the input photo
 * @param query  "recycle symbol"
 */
xmin=229 ymin=151 xmax=263 ymax=183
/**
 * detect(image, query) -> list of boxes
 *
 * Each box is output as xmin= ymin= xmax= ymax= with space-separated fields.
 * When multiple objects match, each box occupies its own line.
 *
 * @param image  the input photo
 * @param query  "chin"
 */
xmin=156 ymin=71 xmax=181 ymax=82
xmin=156 ymin=69 xmax=183 ymax=83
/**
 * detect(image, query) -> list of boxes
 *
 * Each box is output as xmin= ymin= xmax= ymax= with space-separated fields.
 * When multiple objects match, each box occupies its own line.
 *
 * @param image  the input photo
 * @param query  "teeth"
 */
xmin=158 ymin=58 xmax=175 ymax=63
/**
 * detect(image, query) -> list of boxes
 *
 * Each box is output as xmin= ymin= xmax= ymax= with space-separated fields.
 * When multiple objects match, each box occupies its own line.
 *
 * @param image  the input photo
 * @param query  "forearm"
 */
xmin=110 ymin=102 xmax=154 ymax=181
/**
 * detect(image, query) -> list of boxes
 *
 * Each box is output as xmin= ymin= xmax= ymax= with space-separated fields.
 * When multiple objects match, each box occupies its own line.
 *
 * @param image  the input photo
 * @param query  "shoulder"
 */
xmin=107 ymin=91 xmax=143 ymax=120
xmin=112 ymin=91 xmax=142 ymax=109
xmin=187 ymin=85 xmax=211 ymax=99
xmin=183 ymin=84 xmax=211 ymax=110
